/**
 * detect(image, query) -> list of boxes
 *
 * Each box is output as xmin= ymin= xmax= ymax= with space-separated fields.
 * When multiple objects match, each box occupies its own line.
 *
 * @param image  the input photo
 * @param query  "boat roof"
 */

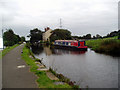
xmin=55 ymin=40 xmax=78 ymax=42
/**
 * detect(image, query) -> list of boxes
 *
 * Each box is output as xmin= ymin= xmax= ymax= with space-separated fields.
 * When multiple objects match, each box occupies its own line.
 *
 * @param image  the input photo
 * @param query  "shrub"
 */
xmin=97 ymin=40 xmax=120 ymax=56
xmin=101 ymin=40 xmax=116 ymax=45
xmin=25 ymin=42 xmax=31 ymax=48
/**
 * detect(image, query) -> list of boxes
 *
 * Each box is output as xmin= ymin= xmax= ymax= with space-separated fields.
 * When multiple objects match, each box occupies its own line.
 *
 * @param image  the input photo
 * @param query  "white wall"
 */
xmin=0 ymin=38 xmax=3 ymax=48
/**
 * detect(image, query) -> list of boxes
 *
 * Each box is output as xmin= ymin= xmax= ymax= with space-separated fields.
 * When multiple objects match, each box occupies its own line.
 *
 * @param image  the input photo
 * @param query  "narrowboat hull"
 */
xmin=53 ymin=44 xmax=87 ymax=51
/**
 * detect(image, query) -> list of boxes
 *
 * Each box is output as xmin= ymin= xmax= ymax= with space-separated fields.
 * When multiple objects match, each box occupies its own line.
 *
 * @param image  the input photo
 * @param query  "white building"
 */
xmin=42 ymin=27 xmax=52 ymax=42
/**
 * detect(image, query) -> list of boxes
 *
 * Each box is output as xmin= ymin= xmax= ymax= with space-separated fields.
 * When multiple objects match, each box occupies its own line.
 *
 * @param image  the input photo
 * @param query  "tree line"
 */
xmin=28 ymin=28 xmax=72 ymax=43
xmin=28 ymin=28 xmax=120 ymax=44
xmin=3 ymin=29 xmax=25 ymax=46
xmin=3 ymin=28 xmax=120 ymax=46
xmin=72 ymin=30 xmax=120 ymax=40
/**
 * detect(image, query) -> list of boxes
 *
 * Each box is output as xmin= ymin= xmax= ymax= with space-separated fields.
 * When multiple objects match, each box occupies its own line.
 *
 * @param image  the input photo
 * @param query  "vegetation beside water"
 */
xmin=22 ymin=44 xmax=72 ymax=88
xmin=86 ymin=36 xmax=120 ymax=56
xmin=49 ymin=68 xmax=79 ymax=88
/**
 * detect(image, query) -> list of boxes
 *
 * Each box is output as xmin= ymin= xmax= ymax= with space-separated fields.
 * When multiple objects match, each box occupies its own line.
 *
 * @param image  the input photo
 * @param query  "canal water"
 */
xmin=32 ymin=45 xmax=119 ymax=88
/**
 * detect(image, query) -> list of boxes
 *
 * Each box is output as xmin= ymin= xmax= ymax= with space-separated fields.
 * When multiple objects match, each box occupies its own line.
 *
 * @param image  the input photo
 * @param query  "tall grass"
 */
xmin=86 ymin=39 xmax=120 ymax=56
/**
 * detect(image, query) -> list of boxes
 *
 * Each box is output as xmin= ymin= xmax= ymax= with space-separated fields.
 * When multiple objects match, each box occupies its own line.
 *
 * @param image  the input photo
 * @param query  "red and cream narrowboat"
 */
xmin=54 ymin=40 xmax=87 ymax=51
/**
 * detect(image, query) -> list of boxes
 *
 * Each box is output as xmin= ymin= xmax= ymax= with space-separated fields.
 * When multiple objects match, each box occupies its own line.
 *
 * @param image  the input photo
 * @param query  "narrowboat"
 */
xmin=54 ymin=40 xmax=87 ymax=51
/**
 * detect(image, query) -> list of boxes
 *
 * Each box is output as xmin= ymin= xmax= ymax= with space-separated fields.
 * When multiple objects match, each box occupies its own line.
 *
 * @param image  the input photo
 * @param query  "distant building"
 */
xmin=42 ymin=27 xmax=52 ymax=41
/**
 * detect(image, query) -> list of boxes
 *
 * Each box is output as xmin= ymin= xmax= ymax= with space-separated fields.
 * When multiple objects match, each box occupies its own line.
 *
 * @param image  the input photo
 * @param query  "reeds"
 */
xmin=86 ymin=39 xmax=120 ymax=56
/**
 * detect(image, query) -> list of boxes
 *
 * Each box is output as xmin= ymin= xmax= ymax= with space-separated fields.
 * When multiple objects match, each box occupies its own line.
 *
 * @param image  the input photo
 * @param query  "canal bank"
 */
xmin=32 ymin=44 xmax=119 ymax=88
xmin=86 ymin=38 xmax=120 ymax=56
xmin=22 ymin=44 xmax=73 ymax=88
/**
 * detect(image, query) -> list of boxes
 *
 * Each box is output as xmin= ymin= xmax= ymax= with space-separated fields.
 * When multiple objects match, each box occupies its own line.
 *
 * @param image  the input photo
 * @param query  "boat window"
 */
xmin=68 ymin=42 xmax=71 ymax=46
xmin=66 ymin=42 xmax=68 ymax=45
xmin=56 ymin=42 xmax=58 ymax=44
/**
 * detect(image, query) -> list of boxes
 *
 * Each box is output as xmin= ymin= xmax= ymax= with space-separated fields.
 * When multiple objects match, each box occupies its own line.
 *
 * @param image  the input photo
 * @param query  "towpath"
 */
xmin=2 ymin=44 xmax=38 ymax=88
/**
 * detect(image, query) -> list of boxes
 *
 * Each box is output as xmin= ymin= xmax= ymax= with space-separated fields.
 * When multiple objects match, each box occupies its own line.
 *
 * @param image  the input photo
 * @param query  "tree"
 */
xmin=93 ymin=36 xmax=96 ymax=39
xmin=103 ymin=30 xmax=120 ymax=38
xmin=3 ymin=29 xmax=21 ymax=46
xmin=109 ymin=31 xmax=118 ymax=37
xmin=50 ymin=29 xmax=72 ymax=42
xmin=29 ymin=28 xmax=43 ymax=43
xmin=80 ymin=34 xmax=91 ymax=39
xmin=16 ymin=35 xmax=21 ymax=42
xmin=96 ymin=34 xmax=102 ymax=39
xmin=72 ymin=36 xmax=79 ymax=40
xmin=85 ymin=34 xmax=91 ymax=39
xmin=21 ymin=36 xmax=25 ymax=42
xmin=118 ymin=34 xmax=120 ymax=39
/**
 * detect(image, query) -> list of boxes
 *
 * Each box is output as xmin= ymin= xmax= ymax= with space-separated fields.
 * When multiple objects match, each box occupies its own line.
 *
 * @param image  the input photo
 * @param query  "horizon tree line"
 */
xmin=3 ymin=28 xmax=120 ymax=46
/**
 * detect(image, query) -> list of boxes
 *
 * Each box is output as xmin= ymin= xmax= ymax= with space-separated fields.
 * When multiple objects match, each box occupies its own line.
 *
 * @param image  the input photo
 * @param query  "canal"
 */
xmin=32 ymin=45 xmax=119 ymax=88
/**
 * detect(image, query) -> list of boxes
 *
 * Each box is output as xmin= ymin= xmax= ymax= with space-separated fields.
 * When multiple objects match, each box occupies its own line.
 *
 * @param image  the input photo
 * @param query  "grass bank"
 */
xmin=86 ymin=38 xmax=120 ymax=56
xmin=22 ymin=44 xmax=72 ymax=88
xmin=49 ymin=68 xmax=79 ymax=88
xmin=0 ymin=44 xmax=19 ymax=59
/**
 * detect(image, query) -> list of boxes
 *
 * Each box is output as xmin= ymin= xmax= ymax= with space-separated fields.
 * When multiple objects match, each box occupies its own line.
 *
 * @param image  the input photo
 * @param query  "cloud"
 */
xmin=0 ymin=0 xmax=119 ymax=37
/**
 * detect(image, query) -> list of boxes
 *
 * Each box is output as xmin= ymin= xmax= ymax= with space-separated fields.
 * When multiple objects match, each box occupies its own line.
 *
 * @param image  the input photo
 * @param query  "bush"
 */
xmin=101 ymin=40 xmax=116 ymax=45
xmin=25 ymin=42 xmax=31 ymax=48
xmin=97 ymin=40 xmax=120 ymax=56
xmin=86 ymin=39 xmax=120 ymax=56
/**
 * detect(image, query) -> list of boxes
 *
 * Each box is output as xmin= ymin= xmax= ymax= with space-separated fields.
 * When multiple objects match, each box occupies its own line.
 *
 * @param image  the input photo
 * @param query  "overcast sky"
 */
xmin=0 ymin=0 xmax=119 ymax=39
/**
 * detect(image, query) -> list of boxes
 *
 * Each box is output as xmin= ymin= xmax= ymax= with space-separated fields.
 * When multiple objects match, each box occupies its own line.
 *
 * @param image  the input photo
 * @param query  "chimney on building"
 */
xmin=45 ymin=27 xmax=50 ymax=32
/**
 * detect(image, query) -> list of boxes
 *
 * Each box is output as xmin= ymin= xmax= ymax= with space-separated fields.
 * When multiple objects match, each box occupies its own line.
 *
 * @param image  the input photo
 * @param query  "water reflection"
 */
xmin=51 ymin=48 xmax=86 ymax=55
xmin=32 ymin=45 xmax=119 ymax=88
xmin=31 ymin=45 xmax=43 ymax=55
xmin=32 ymin=45 xmax=87 ymax=56
xmin=44 ymin=46 xmax=52 ymax=56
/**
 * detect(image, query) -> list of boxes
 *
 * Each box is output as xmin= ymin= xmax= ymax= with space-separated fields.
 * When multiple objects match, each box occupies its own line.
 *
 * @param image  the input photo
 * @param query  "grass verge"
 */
xmin=21 ymin=44 xmax=72 ymax=88
xmin=86 ymin=38 xmax=120 ymax=56
xmin=49 ymin=68 xmax=79 ymax=88
xmin=0 ymin=44 xmax=19 ymax=59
